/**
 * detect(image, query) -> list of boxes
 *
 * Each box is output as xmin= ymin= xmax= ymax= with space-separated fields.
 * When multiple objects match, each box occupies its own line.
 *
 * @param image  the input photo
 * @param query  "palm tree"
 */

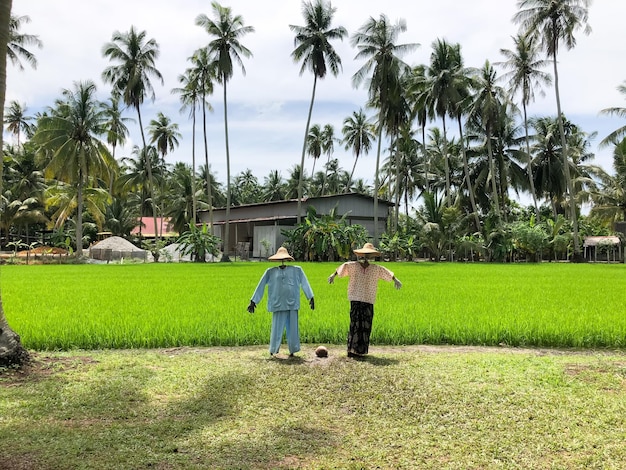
xmin=148 ymin=112 xmax=181 ymax=227
xmin=320 ymin=123 xmax=337 ymax=196
xmin=405 ymin=64 xmax=431 ymax=192
xmin=172 ymin=69 xmax=201 ymax=222
xmin=102 ymin=95 xmax=132 ymax=161
xmin=3 ymin=145 xmax=47 ymax=244
xmin=8 ymin=13 xmax=42 ymax=71
xmin=497 ymin=33 xmax=552 ymax=219
xmin=286 ymin=164 xmax=305 ymax=199
xmin=32 ymin=80 xmax=116 ymax=254
xmin=290 ymin=0 xmax=347 ymax=222
xmin=384 ymin=125 xmax=421 ymax=219
xmin=148 ymin=112 xmax=181 ymax=163
xmin=196 ymin=1 xmax=254 ymax=261
xmin=102 ymin=95 xmax=132 ymax=194
xmin=513 ymin=0 xmax=592 ymax=259
xmin=469 ymin=60 xmax=508 ymax=218
xmin=529 ymin=115 xmax=570 ymax=219
xmin=342 ymin=108 xmax=375 ymax=191
xmin=589 ymin=138 xmax=626 ymax=224
xmin=424 ymin=40 xmax=480 ymax=230
xmin=115 ymin=146 xmax=163 ymax=236
xmin=198 ymin=163 xmax=225 ymax=209
xmin=189 ymin=48 xmax=216 ymax=228
xmin=232 ymin=169 xmax=260 ymax=205
xmin=101 ymin=26 xmax=163 ymax=241
xmin=599 ymin=81 xmax=626 ymax=147
xmin=45 ymin=182 xmax=110 ymax=245
xmin=0 ymin=0 xmax=29 ymax=367
xmin=165 ymin=161 xmax=199 ymax=234
xmin=423 ymin=38 xmax=461 ymax=207
xmin=306 ymin=123 xmax=324 ymax=178
xmin=4 ymin=100 xmax=33 ymax=146
xmin=105 ymin=195 xmax=139 ymax=238
xmin=262 ymin=170 xmax=287 ymax=202
xmin=351 ymin=14 xmax=418 ymax=243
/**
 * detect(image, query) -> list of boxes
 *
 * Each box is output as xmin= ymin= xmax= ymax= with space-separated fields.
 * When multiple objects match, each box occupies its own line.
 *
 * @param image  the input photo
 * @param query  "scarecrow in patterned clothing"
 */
xmin=328 ymin=243 xmax=402 ymax=358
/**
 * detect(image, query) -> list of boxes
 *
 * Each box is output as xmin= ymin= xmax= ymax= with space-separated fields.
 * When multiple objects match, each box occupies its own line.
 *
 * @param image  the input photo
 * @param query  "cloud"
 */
xmin=6 ymin=0 xmax=626 ymax=189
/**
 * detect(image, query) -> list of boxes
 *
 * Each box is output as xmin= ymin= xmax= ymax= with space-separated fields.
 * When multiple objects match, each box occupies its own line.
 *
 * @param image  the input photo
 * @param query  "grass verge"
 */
xmin=1 ymin=345 xmax=625 ymax=469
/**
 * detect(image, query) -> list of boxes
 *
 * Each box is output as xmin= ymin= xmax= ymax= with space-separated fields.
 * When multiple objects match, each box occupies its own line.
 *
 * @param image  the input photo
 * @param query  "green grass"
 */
xmin=2 ymin=262 xmax=626 ymax=350
xmin=1 ymin=346 xmax=625 ymax=469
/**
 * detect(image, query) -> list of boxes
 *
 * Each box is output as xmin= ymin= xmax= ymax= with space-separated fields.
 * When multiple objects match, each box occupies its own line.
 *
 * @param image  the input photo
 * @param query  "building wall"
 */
xmin=199 ymin=193 xmax=393 ymax=257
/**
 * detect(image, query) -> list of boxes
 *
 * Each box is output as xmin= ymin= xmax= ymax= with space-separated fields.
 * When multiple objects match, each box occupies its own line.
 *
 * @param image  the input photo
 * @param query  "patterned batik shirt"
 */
xmin=336 ymin=261 xmax=394 ymax=305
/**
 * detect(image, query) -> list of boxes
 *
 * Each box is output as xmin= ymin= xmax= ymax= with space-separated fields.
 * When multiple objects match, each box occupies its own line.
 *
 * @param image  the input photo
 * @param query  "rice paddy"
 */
xmin=2 ymin=261 xmax=625 ymax=350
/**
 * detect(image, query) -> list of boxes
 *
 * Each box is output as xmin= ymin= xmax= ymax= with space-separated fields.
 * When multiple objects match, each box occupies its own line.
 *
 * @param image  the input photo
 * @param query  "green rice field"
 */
xmin=2 ymin=262 xmax=626 ymax=350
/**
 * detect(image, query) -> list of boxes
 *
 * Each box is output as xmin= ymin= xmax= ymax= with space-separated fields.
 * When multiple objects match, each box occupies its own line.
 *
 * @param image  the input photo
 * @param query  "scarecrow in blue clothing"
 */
xmin=248 ymin=246 xmax=315 ymax=357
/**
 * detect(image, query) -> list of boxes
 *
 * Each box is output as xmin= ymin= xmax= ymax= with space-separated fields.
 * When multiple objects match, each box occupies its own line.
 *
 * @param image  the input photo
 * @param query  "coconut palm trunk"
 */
xmin=202 ymin=92 xmax=213 ymax=230
xmin=441 ymin=117 xmax=451 ymax=207
xmin=373 ymin=114 xmax=384 ymax=244
xmin=457 ymin=116 xmax=481 ymax=231
xmin=486 ymin=123 xmax=501 ymax=217
xmin=523 ymin=100 xmax=541 ymax=220
xmin=551 ymin=38 xmax=580 ymax=258
xmin=76 ymin=171 xmax=83 ymax=256
xmin=136 ymin=108 xmax=160 ymax=242
xmin=0 ymin=0 xmax=29 ymax=367
xmin=191 ymin=102 xmax=197 ymax=220
xmin=297 ymin=75 xmax=317 ymax=223
xmin=221 ymin=75 xmax=232 ymax=261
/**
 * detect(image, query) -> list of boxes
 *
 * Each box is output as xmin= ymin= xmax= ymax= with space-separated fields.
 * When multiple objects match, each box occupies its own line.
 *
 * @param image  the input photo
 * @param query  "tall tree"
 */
xmin=497 ymin=33 xmax=552 ymax=219
xmin=351 ymin=14 xmax=418 ymax=243
xmin=320 ymin=123 xmax=336 ymax=196
xmin=102 ymin=95 xmax=132 ymax=162
xmin=406 ymin=64 xmax=431 ymax=193
xmin=32 ymin=80 xmax=117 ymax=254
xmin=599 ymin=81 xmax=626 ymax=147
xmin=148 ymin=112 xmax=181 ymax=163
xmin=196 ymin=1 xmax=254 ymax=261
xmin=101 ymin=26 xmax=163 ymax=240
xmin=342 ymin=108 xmax=375 ymax=191
xmin=3 ymin=100 xmax=33 ymax=146
xmin=188 ymin=48 xmax=216 ymax=227
xmin=7 ymin=13 xmax=42 ymax=71
xmin=469 ymin=60 xmax=508 ymax=218
xmin=306 ymin=123 xmax=324 ymax=180
xmin=513 ymin=0 xmax=592 ymax=259
xmin=262 ymin=170 xmax=287 ymax=202
xmin=529 ymin=115 xmax=571 ymax=219
xmin=424 ymin=38 xmax=461 ymax=207
xmin=0 ymin=0 xmax=29 ymax=367
xmin=589 ymin=138 xmax=626 ymax=224
xmin=290 ymin=0 xmax=347 ymax=223
xmin=101 ymin=95 xmax=132 ymax=194
xmin=172 ymin=69 xmax=201 ymax=221
xmin=424 ymin=41 xmax=481 ymax=231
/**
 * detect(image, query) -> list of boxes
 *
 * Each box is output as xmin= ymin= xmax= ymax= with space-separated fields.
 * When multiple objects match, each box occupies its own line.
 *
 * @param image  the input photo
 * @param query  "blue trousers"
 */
xmin=269 ymin=310 xmax=300 ymax=355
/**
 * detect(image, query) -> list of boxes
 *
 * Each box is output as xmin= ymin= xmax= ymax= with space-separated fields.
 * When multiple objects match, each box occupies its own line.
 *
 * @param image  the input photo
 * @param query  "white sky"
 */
xmin=6 ymin=0 xmax=626 ymax=198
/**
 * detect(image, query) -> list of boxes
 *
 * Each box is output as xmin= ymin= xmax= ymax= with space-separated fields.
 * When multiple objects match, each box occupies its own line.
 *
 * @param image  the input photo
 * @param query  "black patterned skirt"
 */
xmin=347 ymin=301 xmax=374 ymax=355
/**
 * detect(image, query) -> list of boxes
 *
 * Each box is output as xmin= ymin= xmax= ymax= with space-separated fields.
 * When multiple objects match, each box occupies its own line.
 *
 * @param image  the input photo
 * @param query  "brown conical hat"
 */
xmin=268 ymin=246 xmax=294 ymax=261
xmin=353 ymin=242 xmax=380 ymax=256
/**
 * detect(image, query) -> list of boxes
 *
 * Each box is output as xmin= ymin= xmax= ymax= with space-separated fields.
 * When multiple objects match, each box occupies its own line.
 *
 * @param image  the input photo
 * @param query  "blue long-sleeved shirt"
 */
xmin=250 ymin=265 xmax=314 ymax=312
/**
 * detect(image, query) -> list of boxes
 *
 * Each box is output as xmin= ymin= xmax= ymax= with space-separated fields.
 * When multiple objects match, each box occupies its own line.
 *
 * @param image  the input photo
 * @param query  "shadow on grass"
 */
xmin=349 ymin=355 xmax=399 ymax=366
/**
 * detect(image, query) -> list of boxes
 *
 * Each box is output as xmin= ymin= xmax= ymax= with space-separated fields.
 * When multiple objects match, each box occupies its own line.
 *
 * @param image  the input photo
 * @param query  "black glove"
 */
xmin=309 ymin=297 xmax=315 ymax=310
xmin=247 ymin=300 xmax=256 ymax=313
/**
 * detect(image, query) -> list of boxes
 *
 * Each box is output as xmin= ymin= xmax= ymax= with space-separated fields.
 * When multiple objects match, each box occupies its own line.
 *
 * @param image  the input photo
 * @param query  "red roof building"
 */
xmin=131 ymin=217 xmax=178 ymax=238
